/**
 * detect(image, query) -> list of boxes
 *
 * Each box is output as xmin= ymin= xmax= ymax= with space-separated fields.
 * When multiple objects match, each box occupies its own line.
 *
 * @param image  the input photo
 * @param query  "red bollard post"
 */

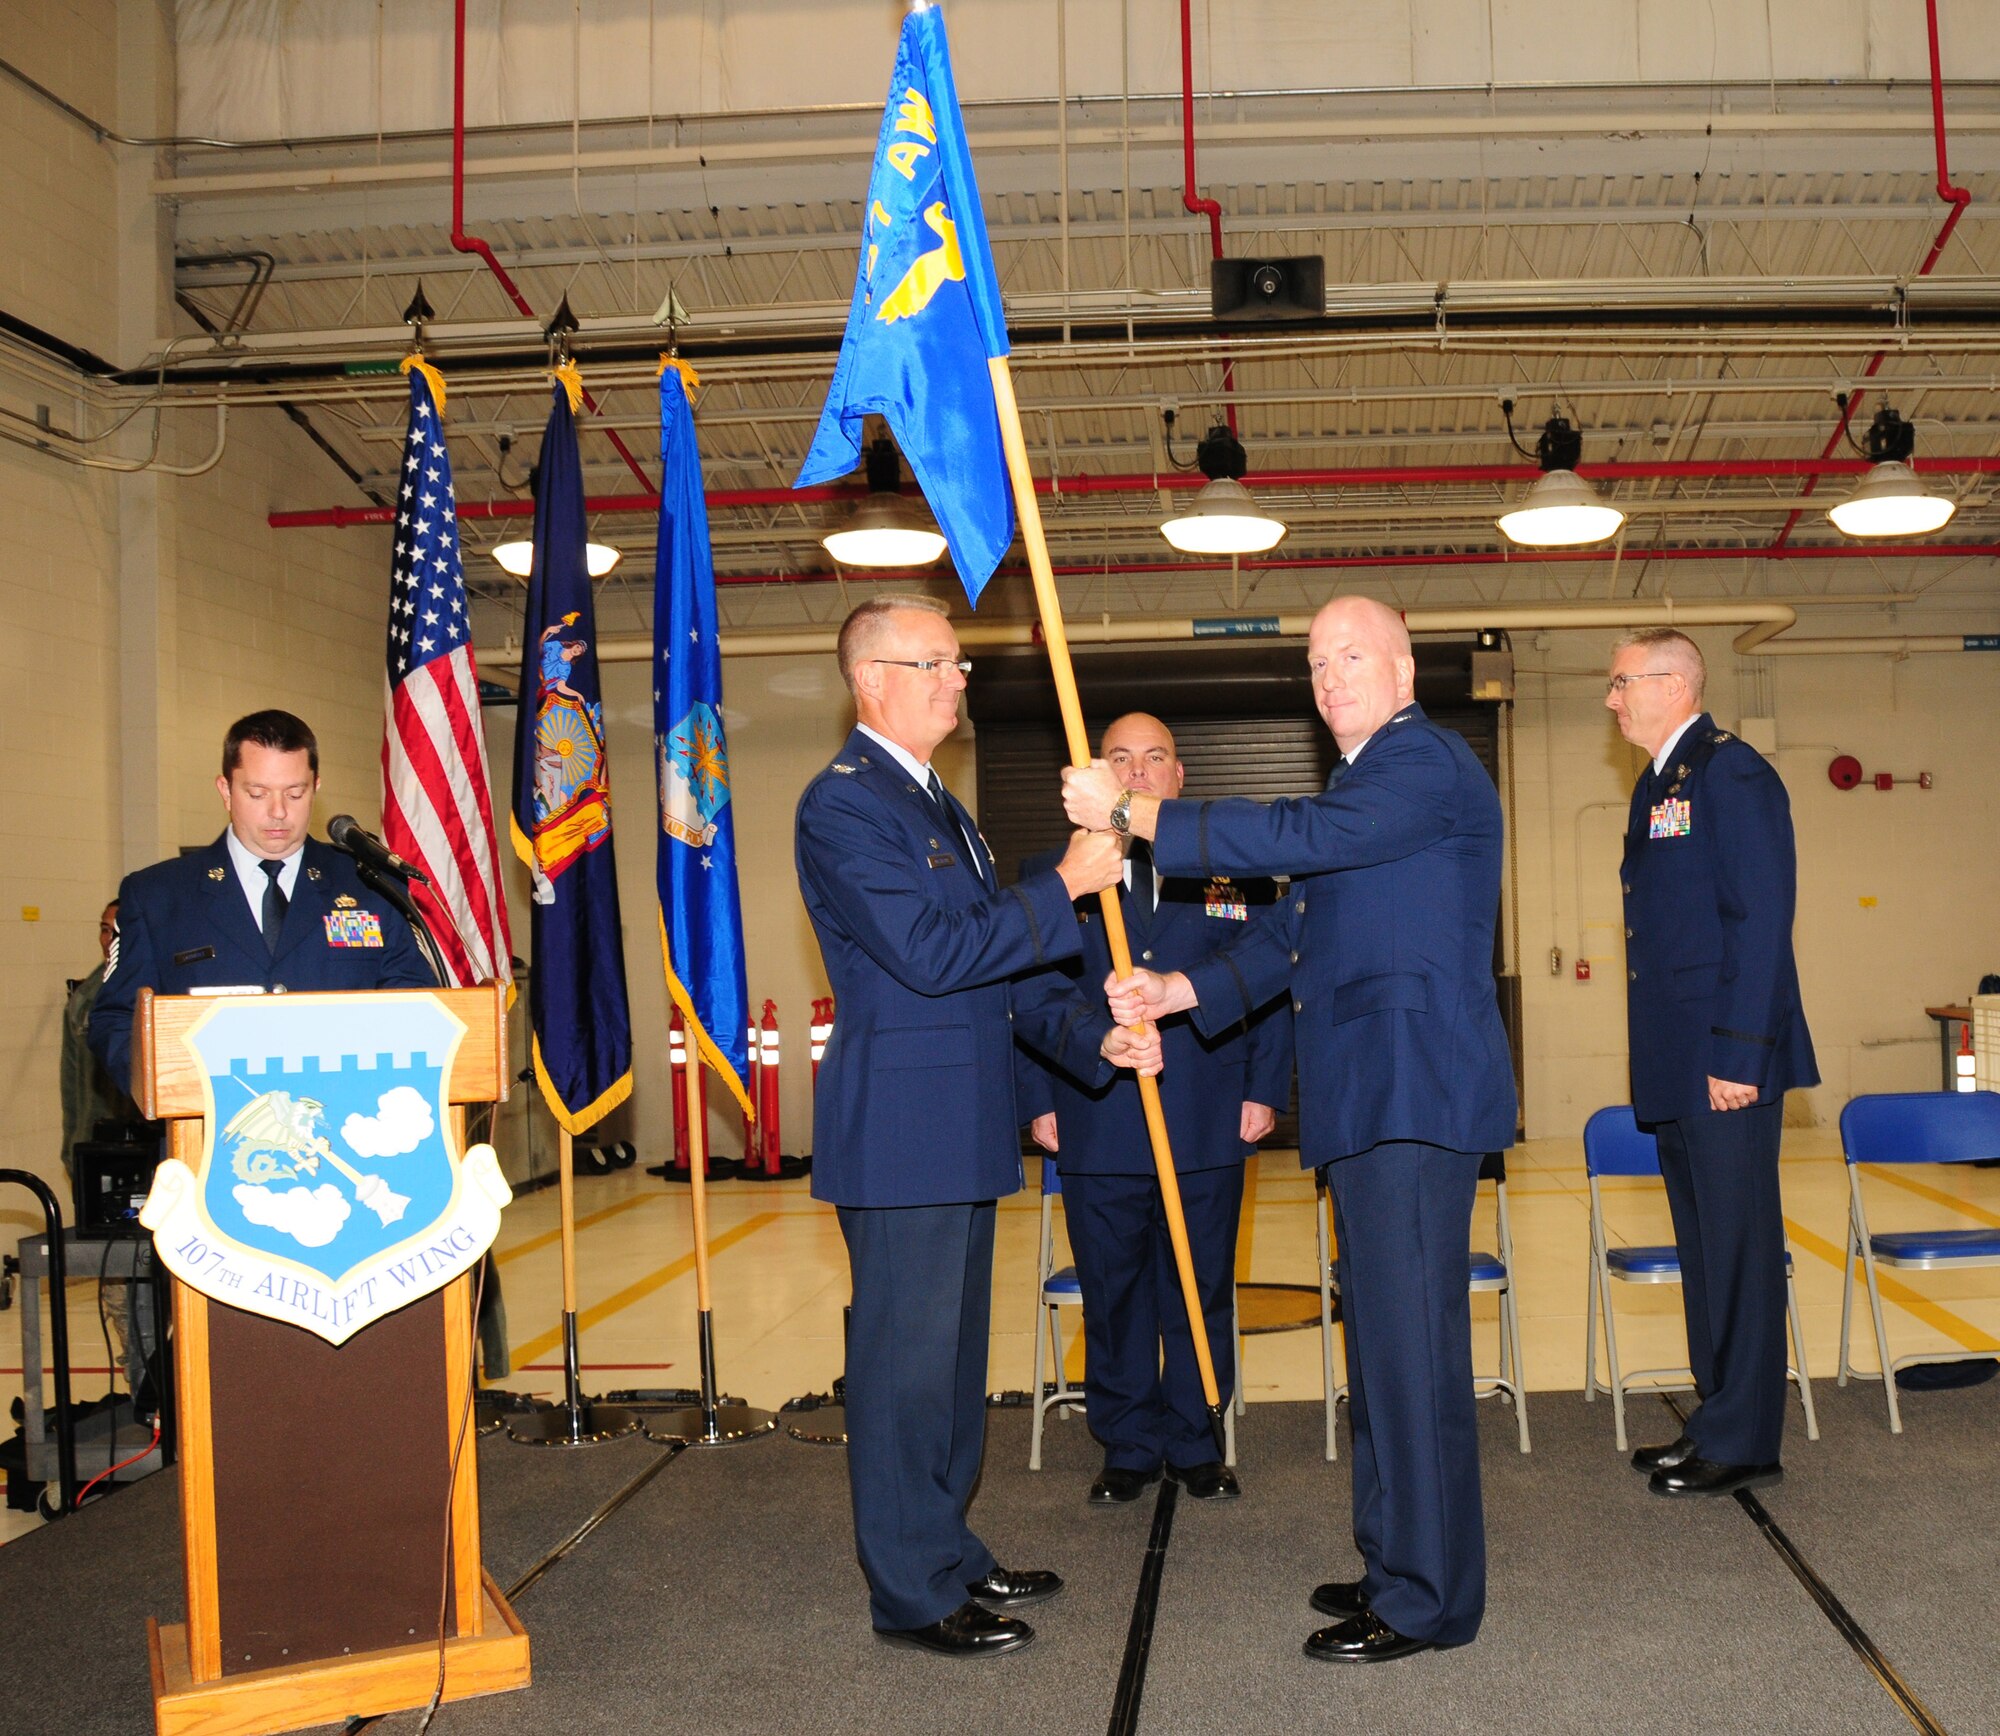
xmin=759 ymin=1000 xmax=783 ymax=1175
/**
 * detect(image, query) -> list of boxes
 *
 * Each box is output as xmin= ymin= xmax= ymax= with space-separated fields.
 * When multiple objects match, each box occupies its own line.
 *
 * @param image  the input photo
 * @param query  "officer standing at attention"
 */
xmin=1014 ymin=712 xmax=1292 ymax=1506
xmin=1605 ymin=627 xmax=1816 ymax=1497
xmin=91 ymin=710 xmax=435 ymax=1089
xmin=794 ymin=594 xmax=1126 ymax=1659
xmin=1062 ymin=595 xmax=1516 ymax=1665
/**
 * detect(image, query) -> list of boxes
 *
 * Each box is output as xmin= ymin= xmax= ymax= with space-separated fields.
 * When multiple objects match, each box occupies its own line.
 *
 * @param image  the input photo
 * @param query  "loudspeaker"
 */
xmin=1211 ymin=256 xmax=1325 ymax=322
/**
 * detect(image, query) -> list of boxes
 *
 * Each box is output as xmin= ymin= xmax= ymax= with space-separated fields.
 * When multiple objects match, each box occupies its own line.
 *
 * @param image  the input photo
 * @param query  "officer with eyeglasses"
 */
xmin=794 ymin=592 xmax=1127 ymax=1659
xmin=1605 ymin=626 xmax=1817 ymax=1499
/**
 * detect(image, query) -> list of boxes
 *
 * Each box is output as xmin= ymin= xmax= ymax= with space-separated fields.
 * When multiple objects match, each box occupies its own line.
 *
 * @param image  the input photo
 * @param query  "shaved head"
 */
xmin=1307 ymin=595 xmax=1417 ymax=753
xmin=1100 ymin=712 xmax=1184 ymax=799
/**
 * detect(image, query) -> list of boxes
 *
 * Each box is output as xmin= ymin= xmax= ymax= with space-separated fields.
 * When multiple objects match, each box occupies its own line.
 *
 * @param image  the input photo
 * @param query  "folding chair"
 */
xmin=1837 ymin=1090 xmax=2000 ymax=1433
xmin=1028 ymin=1158 xmax=1241 ymax=1469
xmin=1582 ymin=1105 xmax=1818 ymax=1452
xmin=1317 ymin=1152 xmax=1531 ymax=1461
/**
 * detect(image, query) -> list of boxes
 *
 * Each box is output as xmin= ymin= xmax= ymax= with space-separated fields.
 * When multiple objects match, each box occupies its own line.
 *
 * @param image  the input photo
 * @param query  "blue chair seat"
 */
xmin=1468 ymin=1250 xmax=1507 ymax=1285
xmin=1872 ymin=1229 xmax=2000 ymax=1267
xmin=1043 ymin=1265 xmax=1083 ymax=1298
xmin=1606 ymin=1245 xmax=1681 ymax=1279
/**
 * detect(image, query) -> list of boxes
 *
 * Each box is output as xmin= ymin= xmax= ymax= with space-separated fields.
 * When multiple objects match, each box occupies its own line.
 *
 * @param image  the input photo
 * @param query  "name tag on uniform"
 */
xmin=1205 ymin=880 xmax=1248 ymax=920
xmin=1649 ymin=798 xmax=1692 ymax=840
xmin=324 ymin=909 xmax=386 ymax=948
xmin=927 ymin=851 xmax=958 ymax=870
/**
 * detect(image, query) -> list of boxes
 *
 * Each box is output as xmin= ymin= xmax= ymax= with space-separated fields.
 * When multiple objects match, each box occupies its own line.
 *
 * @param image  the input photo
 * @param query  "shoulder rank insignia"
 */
xmin=830 ymin=762 xmax=856 ymax=775
xmin=208 ymin=866 xmax=226 ymax=881
xmin=306 ymin=866 xmax=323 ymax=882
xmin=334 ymin=893 xmax=358 ymax=909
xmin=1710 ymin=730 xmax=1733 ymax=744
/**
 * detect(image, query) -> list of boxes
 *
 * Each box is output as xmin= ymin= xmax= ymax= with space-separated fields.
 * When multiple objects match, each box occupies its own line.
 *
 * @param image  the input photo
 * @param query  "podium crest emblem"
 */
xmin=141 ymin=992 xmax=512 ymax=1344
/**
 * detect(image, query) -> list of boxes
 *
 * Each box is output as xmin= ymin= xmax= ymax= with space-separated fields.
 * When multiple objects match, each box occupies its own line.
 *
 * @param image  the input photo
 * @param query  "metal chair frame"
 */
xmin=1582 ymin=1105 xmax=1819 ymax=1453
xmin=1836 ymin=1090 xmax=2000 ymax=1434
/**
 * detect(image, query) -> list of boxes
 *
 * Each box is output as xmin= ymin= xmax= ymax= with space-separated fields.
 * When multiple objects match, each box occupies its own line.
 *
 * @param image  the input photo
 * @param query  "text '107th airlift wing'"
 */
xmin=140 ymin=992 xmax=513 ymax=1345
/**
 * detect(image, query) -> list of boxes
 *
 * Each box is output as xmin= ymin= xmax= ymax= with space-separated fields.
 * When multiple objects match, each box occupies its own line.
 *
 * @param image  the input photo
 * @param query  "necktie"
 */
xmin=259 ymin=859 xmax=288 ymax=955
xmin=926 ymin=767 xmax=986 ymax=885
xmin=925 ymin=766 xmax=950 ymax=817
xmin=1325 ymin=755 xmax=1351 ymax=791
xmin=1127 ymin=837 xmax=1156 ymax=916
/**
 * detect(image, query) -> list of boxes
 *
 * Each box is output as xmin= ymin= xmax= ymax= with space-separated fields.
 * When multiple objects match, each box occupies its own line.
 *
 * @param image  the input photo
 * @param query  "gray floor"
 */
xmin=1 ymin=1383 xmax=1993 ymax=1735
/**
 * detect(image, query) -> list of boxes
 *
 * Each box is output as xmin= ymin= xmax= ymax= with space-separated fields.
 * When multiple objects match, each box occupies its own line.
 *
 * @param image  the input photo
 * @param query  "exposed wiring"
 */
xmin=73 ymin=1423 xmax=160 ymax=1506
xmin=0 ymin=54 xmax=247 ymax=149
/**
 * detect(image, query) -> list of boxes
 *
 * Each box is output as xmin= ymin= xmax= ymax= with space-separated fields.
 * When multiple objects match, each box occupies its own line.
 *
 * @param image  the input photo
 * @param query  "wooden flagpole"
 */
xmin=988 ymin=355 xmax=1229 ymax=1458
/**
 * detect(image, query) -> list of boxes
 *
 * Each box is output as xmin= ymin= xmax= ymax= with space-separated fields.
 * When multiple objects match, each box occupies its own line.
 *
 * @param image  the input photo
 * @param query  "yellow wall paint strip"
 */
xmin=495 ymin=1191 xmax=655 ymax=1265
xmin=506 ymin=1212 xmax=781 ymax=1373
xmin=1785 ymin=1217 xmax=2000 ymax=1355
xmin=1863 ymin=1165 xmax=2000 ymax=1232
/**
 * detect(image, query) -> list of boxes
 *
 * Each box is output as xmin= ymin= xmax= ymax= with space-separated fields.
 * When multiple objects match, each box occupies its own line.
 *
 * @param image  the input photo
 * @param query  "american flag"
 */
xmin=379 ymin=358 xmax=514 ymax=989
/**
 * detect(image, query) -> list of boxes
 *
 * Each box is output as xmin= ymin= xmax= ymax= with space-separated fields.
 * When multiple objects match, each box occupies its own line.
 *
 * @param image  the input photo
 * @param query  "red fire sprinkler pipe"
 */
xmin=1769 ymin=0 xmax=1971 ymax=552
xmin=451 ymin=0 xmax=657 ymax=497
xmin=1180 ymin=0 xmax=1237 ymax=434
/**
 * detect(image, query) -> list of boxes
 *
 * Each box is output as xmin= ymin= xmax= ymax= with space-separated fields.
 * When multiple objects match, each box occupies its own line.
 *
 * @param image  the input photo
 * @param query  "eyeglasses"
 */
xmin=872 ymin=657 xmax=971 ymax=677
xmin=1604 ymin=671 xmax=1678 ymax=696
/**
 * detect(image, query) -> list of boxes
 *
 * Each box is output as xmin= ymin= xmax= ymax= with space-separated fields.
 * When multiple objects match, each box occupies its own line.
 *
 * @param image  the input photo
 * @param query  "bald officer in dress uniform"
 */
xmin=92 ymin=710 xmax=435 ymax=1088
xmin=795 ymin=595 xmax=1127 ymax=1660
xmin=1063 ymin=596 xmax=1516 ymax=1665
xmin=1606 ymin=627 xmax=1817 ymax=1498
xmin=1014 ymin=712 xmax=1292 ymax=1506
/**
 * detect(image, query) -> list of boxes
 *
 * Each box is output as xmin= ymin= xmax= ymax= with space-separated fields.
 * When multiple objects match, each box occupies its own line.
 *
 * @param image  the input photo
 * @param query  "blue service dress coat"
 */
xmin=1620 ymin=714 xmax=1817 ymax=1467
xmin=91 ymin=833 xmax=435 ymax=1090
xmin=1011 ymin=851 xmax=1293 ymax=1470
xmin=1622 ymin=714 xmax=1818 ymax=1120
xmin=1011 ymin=852 xmax=1293 ymax=1174
xmin=1149 ymin=701 xmax=1514 ymax=1648
xmin=794 ymin=726 xmax=1085 ymax=1632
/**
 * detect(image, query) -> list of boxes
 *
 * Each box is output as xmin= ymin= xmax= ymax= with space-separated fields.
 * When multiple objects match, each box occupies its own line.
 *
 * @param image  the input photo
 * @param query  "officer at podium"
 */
xmin=91 ymin=710 xmax=434 ymax=1089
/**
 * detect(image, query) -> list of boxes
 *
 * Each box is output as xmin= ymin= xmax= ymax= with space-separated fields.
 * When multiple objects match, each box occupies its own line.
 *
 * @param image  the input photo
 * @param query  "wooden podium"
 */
xmin=135 ymin=985 xmax=530 ymax=1736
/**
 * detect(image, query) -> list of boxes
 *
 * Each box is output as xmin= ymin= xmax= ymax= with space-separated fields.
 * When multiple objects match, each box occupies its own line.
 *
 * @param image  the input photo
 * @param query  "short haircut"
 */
xmin=835 ymin=593 xmax=952 ymax=694
xmin=1613 ymin=626 xmax=1706 ymax=704
xmin=222 ymin=710 xmax=320 ymax=778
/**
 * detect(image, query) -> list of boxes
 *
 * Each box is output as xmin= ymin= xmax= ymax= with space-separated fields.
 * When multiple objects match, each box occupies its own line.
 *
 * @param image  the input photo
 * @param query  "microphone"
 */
xmin=327 ymin=815 xmax=431 ymax=886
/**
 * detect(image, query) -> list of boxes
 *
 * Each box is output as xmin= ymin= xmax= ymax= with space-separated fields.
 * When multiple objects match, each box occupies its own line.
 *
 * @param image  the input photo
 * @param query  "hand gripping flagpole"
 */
xmin=987 ymin=359 xmax=1230 ymax=1463
xmin=644 ymin=1061 xmax=776 ymax=1446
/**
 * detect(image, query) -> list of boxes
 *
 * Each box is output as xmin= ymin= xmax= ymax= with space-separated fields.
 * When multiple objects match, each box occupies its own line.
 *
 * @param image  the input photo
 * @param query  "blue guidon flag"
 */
xmin=653 ymin=360 xmax=754 ymax=1119
xmin=509 ymin=368 xmax=634 ymax=1134
xmin=139 ymin=993 xmax=513 ymax=1346
xmin=795 ymin=1 xmax=1013 ymax=604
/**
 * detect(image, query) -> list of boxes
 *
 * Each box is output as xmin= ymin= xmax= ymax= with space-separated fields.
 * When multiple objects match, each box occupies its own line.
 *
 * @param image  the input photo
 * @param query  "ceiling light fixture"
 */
xmin=1496 ymin=414 xmax=1625 ymax=548
xmin=1159 ymin=423 xmax=1288 ymax=555
xmin=820 ymin=435 xmax=949 ymax=568
xmin=1827 ymin=407 xmax=1956 ymax=538
xmin=491 ymin=540 xmax=623 ymax=578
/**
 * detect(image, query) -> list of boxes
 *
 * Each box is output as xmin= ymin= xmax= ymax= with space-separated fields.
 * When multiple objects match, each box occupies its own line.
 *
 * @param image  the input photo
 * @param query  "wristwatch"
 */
xmin=1109 ymin=789 xmax=1133 ymax=836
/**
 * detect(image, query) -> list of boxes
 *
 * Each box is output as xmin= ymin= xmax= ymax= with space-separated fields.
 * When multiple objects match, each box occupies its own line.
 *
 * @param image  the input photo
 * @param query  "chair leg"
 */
xmin=1861 ymin=1240 xmax=1902 ymax=1434
xmin=1317 ymin=1184 xmax=1338 ymax=1463
xmin=1837 ymin=1215 xmax=1856 ymax=1388
xmin=1583 ymin=1216 xmax=1601 ymax=1403
xmin=1600 ymin=1258 xmax=1630 ymax=1453
xmin=1232 ymin=1292 xmax=1246 ymax=1419
xmin=1785 ymin=1261 xmax=1820 ymax=1443
xmin=1030 ymin=1296 xmax=1050 ymax=1471
xmin=1504 ymin=1280 xmax=1531 ymax=1453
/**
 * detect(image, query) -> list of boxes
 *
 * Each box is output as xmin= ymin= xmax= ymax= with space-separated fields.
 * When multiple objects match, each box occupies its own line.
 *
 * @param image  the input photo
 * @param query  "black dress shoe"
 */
xmin=1166 ymin=1461 xmax=1241 ymax=1501
xmin=1649 ymin=1456 xmax=1783 ymax=1498
xmin=876 ymin=1601 xmax=1034 ymax=1657
xmin=1630 ymin=1434 xmax=1697 ymax=1474
xmin=1303 ymin=1611 xmax=1433 ymax=1663
xmin=965 ymin=1566 xmax=1064 ymax=1607
xmin=1308 ymin=1578 xmax=1369 ymax=1619
xmin=1089 ymin=1466 xmax=1161 ymax=1505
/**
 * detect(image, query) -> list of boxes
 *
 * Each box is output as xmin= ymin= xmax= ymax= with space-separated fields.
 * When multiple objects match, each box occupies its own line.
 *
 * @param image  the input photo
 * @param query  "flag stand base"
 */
xmin=505 ymin=1313 xmax=640 ymax=1447
xmin=643 ymin=1310 xmax=775 ymax=1446
xmin=782 ymin=1304 xmax=849 ymax=1444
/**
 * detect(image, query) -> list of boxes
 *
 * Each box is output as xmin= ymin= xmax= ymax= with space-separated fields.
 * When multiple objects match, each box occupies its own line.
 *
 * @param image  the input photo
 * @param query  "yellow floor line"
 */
xmin=1785 ymin=1216 xmax=2000 ymax=1355
xmin=494 ymin=1191 xmax=655 ymax=1264
xmin=507 ymin=1212 xmax=782 ymax=1372
xmin=1862 ymin=1165 xmax=2000 ymax=1231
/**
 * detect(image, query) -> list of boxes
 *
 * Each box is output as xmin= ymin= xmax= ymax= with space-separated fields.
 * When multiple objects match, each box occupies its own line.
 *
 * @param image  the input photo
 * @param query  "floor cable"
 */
xmin=1661 ymin=1395 xmax=1948 ymax=1736
xmin=1105 ymin=1477 xmax=1179 ymax=1736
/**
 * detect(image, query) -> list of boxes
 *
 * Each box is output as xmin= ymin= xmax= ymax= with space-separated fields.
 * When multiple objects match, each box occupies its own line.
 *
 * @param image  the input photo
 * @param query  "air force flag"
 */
xmin=794 ymin=3 xmax=1012 ymax=604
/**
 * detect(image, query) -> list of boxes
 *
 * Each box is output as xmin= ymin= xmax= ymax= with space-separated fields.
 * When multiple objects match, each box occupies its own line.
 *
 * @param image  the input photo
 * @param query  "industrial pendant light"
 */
xmin=1827 ymin=407 xmax=1956 ymax=538
xmin=820 ymin=435 xmax=949 ymax=567
xmin=1496 ymin=414 xmax=1625 ymax=548
xmin=1160 ymin=423 xmax=1288 ymax=555
xmin=491 ymin=540 xmax=622 ymax=578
